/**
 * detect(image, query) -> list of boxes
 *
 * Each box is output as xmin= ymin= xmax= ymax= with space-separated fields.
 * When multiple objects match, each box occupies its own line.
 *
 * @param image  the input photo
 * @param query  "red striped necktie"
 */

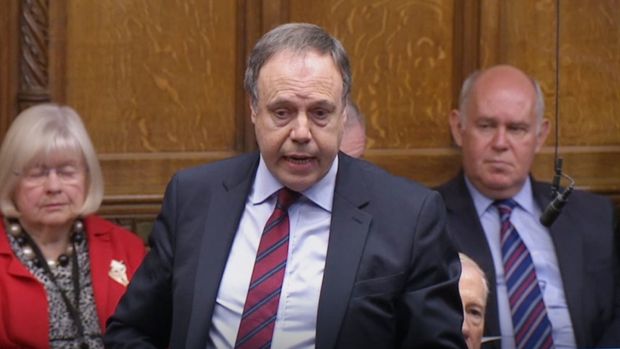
xmin=495 ymin=199 xmax=554 ymax=349
xmin=235 ymin=188 xmax=300 ymax=349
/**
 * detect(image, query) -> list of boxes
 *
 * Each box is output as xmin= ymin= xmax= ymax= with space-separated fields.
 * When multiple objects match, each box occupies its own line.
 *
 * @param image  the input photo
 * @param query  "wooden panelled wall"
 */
xmin=1 ymin=0 xmax=619 ymax=239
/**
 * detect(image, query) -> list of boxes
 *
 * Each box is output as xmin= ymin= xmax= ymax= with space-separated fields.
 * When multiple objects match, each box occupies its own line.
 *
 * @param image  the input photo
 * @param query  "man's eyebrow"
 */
xmin=266 ymin=98 xmax=292 ymax=108
xmin=309 ymin=100 xmax=337 ymax=110
xmin=476 ymin=116 xmax=496 ymax=123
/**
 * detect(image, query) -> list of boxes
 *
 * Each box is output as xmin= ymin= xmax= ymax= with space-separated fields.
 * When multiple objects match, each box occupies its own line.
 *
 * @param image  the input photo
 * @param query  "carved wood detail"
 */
xmin=17 ymin=0 xmax=51 ymax=111
xmin=452 ymin=0 xmax=481 ymax=107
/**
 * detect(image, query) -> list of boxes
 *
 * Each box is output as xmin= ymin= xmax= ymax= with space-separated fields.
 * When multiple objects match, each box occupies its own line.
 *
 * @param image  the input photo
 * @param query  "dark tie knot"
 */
xmin=493 ymin=199 xmax=518 ymax=217
xmin=276 ymin=187 xmax=300 ymax=210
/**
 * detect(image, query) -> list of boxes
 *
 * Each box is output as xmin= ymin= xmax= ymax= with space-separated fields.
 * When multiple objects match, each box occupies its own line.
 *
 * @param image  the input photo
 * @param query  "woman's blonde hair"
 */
xmin=0 ymin=103 xmax=104 ymax=217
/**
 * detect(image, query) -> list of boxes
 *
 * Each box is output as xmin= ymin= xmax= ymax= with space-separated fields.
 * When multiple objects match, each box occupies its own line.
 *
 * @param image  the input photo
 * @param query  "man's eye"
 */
xmin=466 ymin=306 xmax=484 ymax=323
xmin=274 ymin=109 xmax=291 ymax=118
xmin=508 ymin=125 xmax=528 ymax=134
xmin=468 ymin=309 xmax=482 ymax=317
xmin=312 ymin=109 xmax=329 ymax=119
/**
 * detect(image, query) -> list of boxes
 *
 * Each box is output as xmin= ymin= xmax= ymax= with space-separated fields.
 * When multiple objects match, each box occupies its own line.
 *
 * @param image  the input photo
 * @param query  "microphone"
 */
xmin=540 ymin=182 xmax=574 ymax=227
xmin=550 ymin=158 xmax=563 ymax=197
xmin=540 ymin=0 xmax=576 ymax=228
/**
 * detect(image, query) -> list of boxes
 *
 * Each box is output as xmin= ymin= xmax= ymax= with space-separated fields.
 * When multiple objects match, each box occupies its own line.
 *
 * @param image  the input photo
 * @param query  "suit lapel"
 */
xmin=441 ymin=174 xmax=502 ymax=344
xmin=316 ymin=155 xmax=371 ymax=349
xmin=533 ymin=181 xmax=585 ymax=346
xmin=185 ymin=155 xmax=259 ymax=348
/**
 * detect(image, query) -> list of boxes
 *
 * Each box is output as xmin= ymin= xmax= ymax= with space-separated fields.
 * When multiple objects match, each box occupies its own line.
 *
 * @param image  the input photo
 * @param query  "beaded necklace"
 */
xmin=7 ymin=218 xmax=90 ymax=349
xmin=8 ymin=219 xmax=84 ymax=267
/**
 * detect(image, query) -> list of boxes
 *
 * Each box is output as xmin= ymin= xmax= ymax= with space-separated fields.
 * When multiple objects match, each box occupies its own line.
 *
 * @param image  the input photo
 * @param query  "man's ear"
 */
xmin=449 ymin=109 xmax=464 ymax=147
xmin=535 ymin=118 xmax=550 ymax=152
xmin=249 ymin=100 xmax=257 ymax=124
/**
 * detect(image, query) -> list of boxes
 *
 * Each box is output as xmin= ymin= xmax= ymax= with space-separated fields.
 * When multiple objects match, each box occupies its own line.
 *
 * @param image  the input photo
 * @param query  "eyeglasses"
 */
xmin=15 ymin=164 xmax=85 ymax=185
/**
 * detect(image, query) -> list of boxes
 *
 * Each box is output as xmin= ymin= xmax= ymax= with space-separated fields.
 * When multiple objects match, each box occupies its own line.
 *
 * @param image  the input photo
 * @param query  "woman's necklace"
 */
xmin=6 ymin=218 xmax=89 ymax=349
xmin=7 ymin=219 xmax=84 ymax=268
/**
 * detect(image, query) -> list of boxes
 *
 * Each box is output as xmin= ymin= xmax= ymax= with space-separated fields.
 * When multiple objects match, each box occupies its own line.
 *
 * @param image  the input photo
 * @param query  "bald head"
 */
xmin=449 ymin=64 xmax=550 ymax=199
xmin=458 ymin=65 xmax=545 ymax=130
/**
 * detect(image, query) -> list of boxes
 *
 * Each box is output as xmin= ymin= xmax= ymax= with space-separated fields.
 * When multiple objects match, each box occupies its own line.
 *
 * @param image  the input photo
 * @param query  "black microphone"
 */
xmin=540 ymin=184 xmax=574 ymax=227
xmin=550 ymin=158 xmax=563 ymax=197
xmin=541 ymin=0 xmax=574 ymax=229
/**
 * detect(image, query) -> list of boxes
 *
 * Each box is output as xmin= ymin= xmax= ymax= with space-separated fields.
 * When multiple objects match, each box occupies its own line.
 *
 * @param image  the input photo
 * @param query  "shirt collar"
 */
xmin=464 ymin=176 xmax=536 ymax=217
xmin=250 ymin=155 xmax=338 ymax=213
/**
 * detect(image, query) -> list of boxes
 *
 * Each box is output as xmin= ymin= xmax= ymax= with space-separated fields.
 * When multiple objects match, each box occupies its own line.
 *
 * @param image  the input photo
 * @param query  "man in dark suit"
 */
xmin=104 ymin=23 xmax=466 ymax=349
xmin=438 ymin=65 xmax=620 ymax=348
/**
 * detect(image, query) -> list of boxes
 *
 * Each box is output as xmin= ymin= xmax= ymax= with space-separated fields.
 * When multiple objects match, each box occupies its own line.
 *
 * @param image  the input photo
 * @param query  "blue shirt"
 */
xmin=465 ymin=177 xmax=577 ymax=349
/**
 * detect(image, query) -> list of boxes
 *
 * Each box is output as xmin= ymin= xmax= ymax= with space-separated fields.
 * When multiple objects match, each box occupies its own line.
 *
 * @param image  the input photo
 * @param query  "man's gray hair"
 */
xmin=244 ymin=23 xmax=352 ymax=108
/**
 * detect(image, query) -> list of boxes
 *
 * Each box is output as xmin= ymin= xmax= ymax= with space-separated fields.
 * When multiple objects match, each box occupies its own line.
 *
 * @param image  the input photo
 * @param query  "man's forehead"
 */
xmin=469 ymin=91 xmax=536 ymax=120
xmin=260 ymin=50 xmax=338 ymax=77
xmin=256 ymin=51 xmax=344 ymax=102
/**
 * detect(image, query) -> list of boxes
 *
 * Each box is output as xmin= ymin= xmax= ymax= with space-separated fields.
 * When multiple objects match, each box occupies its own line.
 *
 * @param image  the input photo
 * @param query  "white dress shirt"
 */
xmin=208 ymin=156 xmax=337 ymax=349
xmin=465 ymin=177 xmax=577 ymax=349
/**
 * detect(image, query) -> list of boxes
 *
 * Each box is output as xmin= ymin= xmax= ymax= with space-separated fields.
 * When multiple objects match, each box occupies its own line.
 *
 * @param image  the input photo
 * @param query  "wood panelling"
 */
xmin=288 ymin=0 xmax=456 ymax=150
xmin=453 ymin=0 xmax=481 ymax=103
xmin=61 ymin=0 xmax=241 ymax=197
xmin=1 ymin=0 xmax=619 ymax=226
xmin=17 ymin=0 xmax=52 ymax=110
xmin=559 ymin=1 xmax=620 ymax=146
xmin=64 ymin=0 xmax=239 ymax=152
xmin=478 ymin=0 xmax=620 ymax=197
xmin=98 ymin=151 xmax=237 ymax=196
xmin=0 ymin=0 xmax=20 ymax=139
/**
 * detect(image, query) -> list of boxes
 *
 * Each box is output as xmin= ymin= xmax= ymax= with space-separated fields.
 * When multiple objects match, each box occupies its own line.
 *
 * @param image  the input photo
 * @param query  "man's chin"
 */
xmin=478 ymin=177 xmax=521 ymax=198
xmin=277 ymin=174 xmax=317 ymax=192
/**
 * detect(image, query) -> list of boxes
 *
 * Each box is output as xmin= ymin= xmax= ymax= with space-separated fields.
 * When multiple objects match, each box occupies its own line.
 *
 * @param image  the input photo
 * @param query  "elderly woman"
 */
xmin=0 ymin=104 xmax=146 ymax=348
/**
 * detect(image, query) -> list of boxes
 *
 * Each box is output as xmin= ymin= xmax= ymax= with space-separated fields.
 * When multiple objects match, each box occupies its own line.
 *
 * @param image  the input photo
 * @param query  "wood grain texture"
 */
xmin=558 ymin=1 xmax=620 ymax=146
xmin=0 ymin=0 xmax=20 ymax=138
xmin=99 ymin=151 xmax=237 ymax=196
xmin=477 ymin=0 xmax=620 ymax=196
xmin=17 ymin=0 xmax=51 ymax=110
xmin=452 ymin=0 xmax=481 ymax=106
xmin=60 ymin=0 xmax=242 ymax=200
xmin=63 ymin=0 xmax=239 ymax=153
xmin=288 ymin=0 xmax=456 ymax=149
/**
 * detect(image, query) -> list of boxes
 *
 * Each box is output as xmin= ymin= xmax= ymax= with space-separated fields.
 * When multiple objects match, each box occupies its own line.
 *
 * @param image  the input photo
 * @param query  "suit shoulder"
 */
xmin=435 ymin=175 xmax=462 ymax=197
xmin=171 ymin=152 xmax=258 ymax=187
xmin=568 ymin=187 xmax=614 ymax=218
xmin=352 ymin=158 xmax=438 ymax=201
xmin=534 ymin=180 xmax=615 ymax=223
xmin=534 ymin=180 xmax=613 ymax=208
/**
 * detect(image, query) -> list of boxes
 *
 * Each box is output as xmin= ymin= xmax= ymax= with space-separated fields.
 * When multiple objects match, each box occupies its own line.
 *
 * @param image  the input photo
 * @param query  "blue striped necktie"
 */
xmin=494 ymin=199 xmax=554 ymax=349
xmin=235 ymin=188 xmax=299 ymax=349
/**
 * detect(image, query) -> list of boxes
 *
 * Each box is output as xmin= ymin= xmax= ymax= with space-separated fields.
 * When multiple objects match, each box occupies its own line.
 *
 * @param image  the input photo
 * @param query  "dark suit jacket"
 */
xmin=104 ymin=152 xmax=466 ymax=349
xmin=438 ymin=173 xmax=620 ymax=348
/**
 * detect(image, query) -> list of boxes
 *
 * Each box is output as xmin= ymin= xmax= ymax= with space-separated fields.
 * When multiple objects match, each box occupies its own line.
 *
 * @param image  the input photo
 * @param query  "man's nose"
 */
xmin=290 ymin=113 xmax=311 ymax=142
xmin=491 ymin=128 xmax=508 ymax=149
